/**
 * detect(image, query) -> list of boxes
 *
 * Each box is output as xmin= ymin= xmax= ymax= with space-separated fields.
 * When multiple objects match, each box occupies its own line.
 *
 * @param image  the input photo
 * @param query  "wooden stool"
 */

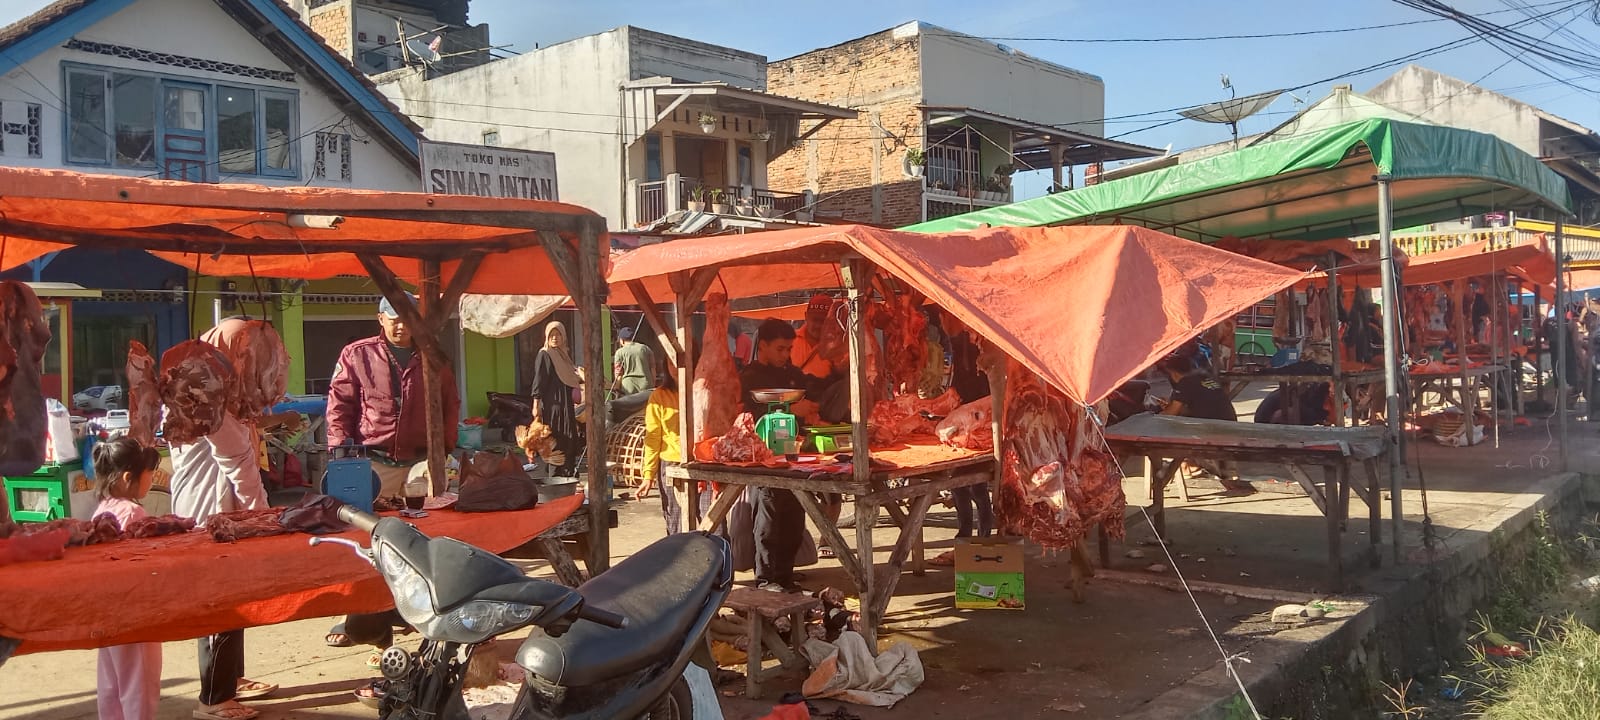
xmin=723 ymin=588 xmax=822 ymax=700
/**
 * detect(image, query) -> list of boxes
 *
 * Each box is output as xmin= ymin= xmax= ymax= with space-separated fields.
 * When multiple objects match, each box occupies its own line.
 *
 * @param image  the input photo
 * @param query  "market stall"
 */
xmin=0 ymin=168 xmax=614 ymax=569
xmin=608 ymin=223 xmax=1305 ymax=646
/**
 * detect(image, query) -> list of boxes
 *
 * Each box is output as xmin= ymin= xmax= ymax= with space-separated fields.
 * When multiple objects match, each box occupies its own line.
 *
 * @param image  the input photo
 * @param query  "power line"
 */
xmin=973 ymin=1 xmax=1566 ymax=43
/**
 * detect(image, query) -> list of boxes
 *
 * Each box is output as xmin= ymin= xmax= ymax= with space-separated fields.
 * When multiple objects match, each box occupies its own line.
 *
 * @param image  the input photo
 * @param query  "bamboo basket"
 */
xmin=605 ymin=413 xmax=650 ymax=489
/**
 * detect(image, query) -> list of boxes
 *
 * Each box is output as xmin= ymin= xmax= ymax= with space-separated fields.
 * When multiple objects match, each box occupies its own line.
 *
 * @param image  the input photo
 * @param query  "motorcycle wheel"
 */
xmin=639 ymin=676 xmax=694 ymax=720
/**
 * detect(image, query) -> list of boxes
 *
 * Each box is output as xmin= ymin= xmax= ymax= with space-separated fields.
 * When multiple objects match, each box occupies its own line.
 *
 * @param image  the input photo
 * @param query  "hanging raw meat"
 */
xmin=936 ymin=397 xmax=994 ymax=451
xmin=995 ymin=361 xmax=1125 ymax=550
xmin=1305 ymin=287 xmax=1330 ymax=346
xmin=869 ymin=291 xmax=929 ymax=394
xmin=125 ymin=341 xmax=160 ymax=446
xmin=1 ymin=280 xmax=51 ymax=477
xmin=709 ymin=412 xmax=774 ymax=464
xmin=201 ymin=319 xmax=289 ymax=420
xmin=814 ymin=300 xmax=849 ymax=369
xmin=158 ymin=340 xmax=237 ymax=445
xmin=693 ymin=292 xmax=741 ymax=443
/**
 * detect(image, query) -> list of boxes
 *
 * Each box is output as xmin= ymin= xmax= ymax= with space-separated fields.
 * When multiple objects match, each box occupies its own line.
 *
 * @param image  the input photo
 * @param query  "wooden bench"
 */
xmin=724 ymin=588 xmax=822 ymax=700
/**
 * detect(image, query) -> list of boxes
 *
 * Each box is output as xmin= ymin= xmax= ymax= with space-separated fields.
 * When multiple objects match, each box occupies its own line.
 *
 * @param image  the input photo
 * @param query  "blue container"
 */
xmin=324 ymin=456 xmax=378 ymax=513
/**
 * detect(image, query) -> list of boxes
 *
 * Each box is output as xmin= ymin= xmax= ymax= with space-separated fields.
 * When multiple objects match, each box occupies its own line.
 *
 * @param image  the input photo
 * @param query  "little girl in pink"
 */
xmin=92 ymin=437 xmax=164 ymax=720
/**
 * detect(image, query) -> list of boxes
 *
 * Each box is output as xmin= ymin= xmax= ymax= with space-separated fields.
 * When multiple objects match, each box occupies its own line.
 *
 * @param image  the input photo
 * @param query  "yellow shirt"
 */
xmin=791 ymin=331 xmax=833 ymax=379
xmin=641 ymin=387 xmax=682 ymax=481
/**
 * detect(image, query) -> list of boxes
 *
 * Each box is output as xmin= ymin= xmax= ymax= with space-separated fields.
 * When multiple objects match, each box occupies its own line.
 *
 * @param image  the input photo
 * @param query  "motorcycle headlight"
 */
xmin=428 ymin=601 xmax=536 ymax=644
xmin=376 ymin=542 xmax=435 ymax=626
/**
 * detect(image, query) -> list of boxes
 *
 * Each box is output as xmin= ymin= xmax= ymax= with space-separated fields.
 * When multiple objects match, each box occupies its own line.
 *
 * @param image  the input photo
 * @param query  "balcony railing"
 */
xmin=1361 ymin=227 xmax=1535 ymax=257
xmin=629 ymin=174 xmax=814 ymax=226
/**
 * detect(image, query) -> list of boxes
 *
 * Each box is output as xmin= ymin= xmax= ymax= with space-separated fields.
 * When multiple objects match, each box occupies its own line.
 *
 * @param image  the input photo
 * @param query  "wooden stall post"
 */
xmin=418 ymin=260 xmax=449 ymax=496
xmin=1456 ymin=279 xmax=1475 ymax=445
xmin=1327 ymin=253 xmax=1345 ymax=426
xmin=841 ymin=257 xmax=878 ymax=650
xmin=669 ymin=269 xmax=717 ymax=529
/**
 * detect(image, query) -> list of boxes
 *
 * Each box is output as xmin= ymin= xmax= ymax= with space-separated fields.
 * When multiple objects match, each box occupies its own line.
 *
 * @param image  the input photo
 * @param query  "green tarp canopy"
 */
xmin=906 ymin=118 xmax=1572 ymax=240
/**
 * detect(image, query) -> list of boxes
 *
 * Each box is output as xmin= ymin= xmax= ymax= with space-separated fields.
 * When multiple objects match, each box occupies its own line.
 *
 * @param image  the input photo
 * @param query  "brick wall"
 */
xmin=768 ymin=30 xmax=926 ymax=227
xmin=307 ymin=2 xmax=354 ymax=59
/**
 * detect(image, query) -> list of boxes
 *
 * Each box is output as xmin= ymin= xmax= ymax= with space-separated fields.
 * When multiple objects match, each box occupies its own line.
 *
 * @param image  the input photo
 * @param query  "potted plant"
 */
xmin=709 ymin=188 xmax=731 ymax=214
xmin=735 ymin=197 xmax=756 ymax=217
xmin=905 ymin=148 xmax=926 ymax=178
xmin=687 ymin=186 xmax=706 ymax=212
xmin=930 ymin=179 xmax=951 ymax=196
xmin=993 ymin=163 xmax=1015 ymax=200
xmin=698 ymin=112 xmax=718 ymax=134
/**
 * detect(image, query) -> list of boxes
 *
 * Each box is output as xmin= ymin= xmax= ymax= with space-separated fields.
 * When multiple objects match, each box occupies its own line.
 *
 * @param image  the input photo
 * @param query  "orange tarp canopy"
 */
xmin=610 ymin=224 xmax=1307 ymax=405
xmin=1325 ymin=238 xmax=1555 ymax=288
xmin=0 ymin=168 xmax=607 ymax=293
xmin=1568 ymin=269 xmax=1600 ymax=292
xmin=0 ymin=496 xmax=582 ymax=654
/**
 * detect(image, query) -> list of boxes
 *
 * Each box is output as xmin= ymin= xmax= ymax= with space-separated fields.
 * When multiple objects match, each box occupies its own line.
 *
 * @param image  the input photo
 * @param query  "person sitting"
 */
xmin=1158 ymin=353 xmax=1237 ymax=421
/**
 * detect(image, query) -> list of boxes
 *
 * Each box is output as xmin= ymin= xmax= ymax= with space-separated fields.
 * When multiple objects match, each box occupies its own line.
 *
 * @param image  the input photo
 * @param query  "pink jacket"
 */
xmin=326 ymin=336 xmax=459 ymax=462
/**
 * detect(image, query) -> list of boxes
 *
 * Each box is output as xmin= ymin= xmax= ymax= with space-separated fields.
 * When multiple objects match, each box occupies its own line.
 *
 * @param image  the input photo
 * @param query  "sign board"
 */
xmin=420 ymin=140 xmax=558 ymax=201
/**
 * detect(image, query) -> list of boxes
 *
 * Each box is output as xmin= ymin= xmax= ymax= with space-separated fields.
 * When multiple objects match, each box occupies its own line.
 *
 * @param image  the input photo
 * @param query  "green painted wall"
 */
xmin=189 ymin=275 xmax=306 ymax=394
xmin=462 ymin=332 xmax=518 ymax=418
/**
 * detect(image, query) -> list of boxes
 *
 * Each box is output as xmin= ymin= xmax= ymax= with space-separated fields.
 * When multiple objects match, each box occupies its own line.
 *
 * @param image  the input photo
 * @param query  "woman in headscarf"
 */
xmin=531 ymin=322 xmax=584 ymax=473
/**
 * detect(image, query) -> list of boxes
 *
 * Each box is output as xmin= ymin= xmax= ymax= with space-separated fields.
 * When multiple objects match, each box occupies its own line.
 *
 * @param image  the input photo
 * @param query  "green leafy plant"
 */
xmin=697 ymin=112 xmax=717 ymax=125
xmin=708 ymin=188 xmax=726 ymax=203
xmin=689 ymin=186 xmax=706 ymax=202
xmin=993 ymin=163 xmax=1015 ymax=176
xmin=905 ymin=147 xmax=926 ymax=166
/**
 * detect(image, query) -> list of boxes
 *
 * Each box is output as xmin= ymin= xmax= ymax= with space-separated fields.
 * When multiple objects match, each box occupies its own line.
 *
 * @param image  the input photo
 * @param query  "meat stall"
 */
xmin=608 ymin=224 xmax=1306 ymax=646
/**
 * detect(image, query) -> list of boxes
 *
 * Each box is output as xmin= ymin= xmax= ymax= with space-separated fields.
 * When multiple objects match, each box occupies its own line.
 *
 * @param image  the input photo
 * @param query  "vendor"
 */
xmin=789 ymin=294 xmax=851 ymax=423
xmin=740 ymin=318 xmax=810 ymax=592
xmin=1157 ymin=353 xmax=1237 ymax=421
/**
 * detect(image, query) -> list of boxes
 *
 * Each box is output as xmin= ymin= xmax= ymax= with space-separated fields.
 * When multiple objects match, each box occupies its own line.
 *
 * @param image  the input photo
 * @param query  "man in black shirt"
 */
xmin=740 ymin=319 xmax=810 ymax=591
xmin=1158 ymin=354 xmax=1237 ymax=422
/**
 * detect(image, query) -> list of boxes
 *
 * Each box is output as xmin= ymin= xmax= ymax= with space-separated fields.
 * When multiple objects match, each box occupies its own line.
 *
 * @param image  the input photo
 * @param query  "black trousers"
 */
xmin=198 ymin=629 xmax=244 ymax=705
xmin=753 ymin=487 xmax=804 ymax=585
xmin=342 ymin=609 xmax=404 ymax=647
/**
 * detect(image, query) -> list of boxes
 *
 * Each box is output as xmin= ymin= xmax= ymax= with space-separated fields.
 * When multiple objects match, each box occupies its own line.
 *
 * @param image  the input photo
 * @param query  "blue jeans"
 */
xmin=953 ymin=483 xmax=993 ymax=538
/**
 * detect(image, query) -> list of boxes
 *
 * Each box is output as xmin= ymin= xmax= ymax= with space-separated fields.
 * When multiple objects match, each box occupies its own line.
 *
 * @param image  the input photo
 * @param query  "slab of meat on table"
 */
xmin=23 ymin=514 xmax=124 ymax=547
xmin=0 ymin=528 xmax=70 ymax=566
xmin=996 ymin=361 xmax=1125 ymax=550
xmin=868 ymin=388 xmax=961 ymax=446
xmin=207 ymin=508 xmax=289 ymax=543
xmin=159 ymin=340 xmax=237 ymax=445
xmin=125 ymin=340 xmax=160 ymax=446
xmin=936 ymin=398 xmax=994 ymax=451
xmin=1 ymin=280 xmax=52 ymax=477
xmin=693 ymin=292 xmax=741 ymax=442
xmin=201 ymin=319 xmax=290 ymax=420
xmin=710 ymin=412 xmax=774 ymax=464
xmin=123 ymin=514 xmax=197 ymax=539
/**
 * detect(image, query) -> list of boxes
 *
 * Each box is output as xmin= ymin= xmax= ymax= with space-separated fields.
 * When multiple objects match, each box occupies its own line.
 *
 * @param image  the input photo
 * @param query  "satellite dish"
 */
xmin=1179 ymin=88 xmax=1284 ymax=148
xmin=408 ymin=38 xmax=442 ymax=65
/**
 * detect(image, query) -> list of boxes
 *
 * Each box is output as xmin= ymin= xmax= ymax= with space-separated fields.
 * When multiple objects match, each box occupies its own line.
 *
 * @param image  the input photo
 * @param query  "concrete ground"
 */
xmin=4 ymin=389 xmax=1596 ymax=719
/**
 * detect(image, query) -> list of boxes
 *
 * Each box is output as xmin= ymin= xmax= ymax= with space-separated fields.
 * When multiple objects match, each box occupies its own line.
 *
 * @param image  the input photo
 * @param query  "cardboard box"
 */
xmin=954 ymin=537 xmax=1025 ymax=609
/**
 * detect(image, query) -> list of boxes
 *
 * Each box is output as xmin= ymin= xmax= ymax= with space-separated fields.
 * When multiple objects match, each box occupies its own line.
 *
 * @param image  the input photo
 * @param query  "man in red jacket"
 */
xmin=322 ymin=294 xmax=459 ymax=668
xmin=325 ymin=293 xmax=459 ymax=500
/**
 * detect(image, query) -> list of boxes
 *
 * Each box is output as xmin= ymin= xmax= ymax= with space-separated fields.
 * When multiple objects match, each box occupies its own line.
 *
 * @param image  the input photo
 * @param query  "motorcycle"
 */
xmin=312 ymin=504 xmax=732 ymax=719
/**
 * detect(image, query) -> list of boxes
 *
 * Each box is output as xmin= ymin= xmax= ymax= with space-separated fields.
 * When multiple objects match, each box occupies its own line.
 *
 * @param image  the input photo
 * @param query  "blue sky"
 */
xmin=3 ymin=0 xmax=1596 ymax=197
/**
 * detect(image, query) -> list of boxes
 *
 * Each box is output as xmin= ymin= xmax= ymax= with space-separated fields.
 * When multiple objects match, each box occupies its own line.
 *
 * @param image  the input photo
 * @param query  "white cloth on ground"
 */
xmin=802 ymin=631 xmax=924 ymax=708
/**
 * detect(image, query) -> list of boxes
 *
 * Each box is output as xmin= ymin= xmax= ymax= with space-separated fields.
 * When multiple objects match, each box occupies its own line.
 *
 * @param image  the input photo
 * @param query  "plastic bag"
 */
xmin=44 ymin=399 xmax=77 ymax=463
xmin=456 ymin=451 xmax=539 ymax=513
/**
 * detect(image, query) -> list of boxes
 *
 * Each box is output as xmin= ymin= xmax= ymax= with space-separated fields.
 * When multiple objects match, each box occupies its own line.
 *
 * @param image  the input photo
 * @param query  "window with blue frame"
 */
xmin=644 ymin=133 xmax=663 ymax=182
xmin=63 ymin=63 xmax=298 ymax=180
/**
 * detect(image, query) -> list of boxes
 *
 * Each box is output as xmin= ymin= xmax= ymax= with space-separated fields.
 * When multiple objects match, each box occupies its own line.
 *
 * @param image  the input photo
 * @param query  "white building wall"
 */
xmin=1366 ymin=65 xmax=1542 ymax=157
xmin=911 ymin=22 xmax=1106 ymax=137
xmin=624 ymin=27 xmax=766 ymax=88
xmin=0 ymin=0 xmax=418 ymax=190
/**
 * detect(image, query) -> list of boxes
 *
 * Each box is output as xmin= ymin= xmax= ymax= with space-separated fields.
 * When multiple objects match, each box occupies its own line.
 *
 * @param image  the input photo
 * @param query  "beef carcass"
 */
xmin=126 ymin=340 xmax=160 ymax=446
xmin=201 ymin=319 xmax=289 ymax=420
xmin=867 ymin=388 xmax=962 ymax=445
xmin=710 ymin=412 xmax=774 ymax=464
xmin=123 ymin=514 xmax=197 ymax=539
xmin=996 ymin=361 xmax=1125 ymax=550
xmin=1 ymin=280 xmax=51 ymax=477
xmin=936 ymin=398 xmax=994 ymax=451
xmin=207 ymin=508 xmax=288 ymax=543
xmin=158 ymin=340 xmax=237 ymax=445
xmin=870 ymin=292 xmax=929 ymax=394
xmin=693 ymin=292 xmax=741 ymax=443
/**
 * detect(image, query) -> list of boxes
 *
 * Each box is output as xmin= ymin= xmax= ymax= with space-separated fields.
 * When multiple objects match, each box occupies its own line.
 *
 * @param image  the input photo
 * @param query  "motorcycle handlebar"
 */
xmin=578 ymin=604 xmax=629 ymax=630
xmin=338 ymin=505 xmax=380 ymax=533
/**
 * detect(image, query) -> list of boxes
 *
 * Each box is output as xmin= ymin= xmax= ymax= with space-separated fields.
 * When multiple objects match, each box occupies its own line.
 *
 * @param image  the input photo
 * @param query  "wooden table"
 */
xmin=670 ymin=442 xmax=996 ymax=647
xmin=1102 ymin=414 xmax=1390 ymax=591
xmin=1408 ymin=364 xmax=1507 ymax=446
xmin=1220 ymin=369 xmax=1386 ymax=426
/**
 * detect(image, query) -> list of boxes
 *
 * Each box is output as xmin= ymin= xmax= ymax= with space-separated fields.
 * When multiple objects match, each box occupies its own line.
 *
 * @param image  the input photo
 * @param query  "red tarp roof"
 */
xmin=610 ymin=224 xmax=1307 ymax=405
xmin=1322 ymin=237 xmax=1555 ymax=288
xmin=0 ymin=168 xmax=607 ymax=294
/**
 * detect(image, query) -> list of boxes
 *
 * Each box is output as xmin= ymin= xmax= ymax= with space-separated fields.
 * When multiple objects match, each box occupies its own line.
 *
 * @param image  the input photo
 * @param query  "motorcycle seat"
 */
xmin=518 ymin=531 xmax=729 ymax=687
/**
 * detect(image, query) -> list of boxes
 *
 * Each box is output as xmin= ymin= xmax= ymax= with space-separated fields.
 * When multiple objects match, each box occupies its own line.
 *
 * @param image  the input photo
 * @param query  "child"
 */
xmin=92 ymin=437 xmax=163 ymax=720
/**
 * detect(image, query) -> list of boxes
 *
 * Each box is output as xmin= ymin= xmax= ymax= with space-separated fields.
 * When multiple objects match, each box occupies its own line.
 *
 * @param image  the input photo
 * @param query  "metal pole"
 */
xmin=1377 ymin=177 xmax=1405 ymax=562
xmin=1554 ymin=217 xmax=1569 ymax=472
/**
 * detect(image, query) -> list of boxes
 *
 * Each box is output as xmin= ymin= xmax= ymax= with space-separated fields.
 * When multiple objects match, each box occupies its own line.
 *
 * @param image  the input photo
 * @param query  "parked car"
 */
xmin=72 ymin=385 xmax=124 ymax=411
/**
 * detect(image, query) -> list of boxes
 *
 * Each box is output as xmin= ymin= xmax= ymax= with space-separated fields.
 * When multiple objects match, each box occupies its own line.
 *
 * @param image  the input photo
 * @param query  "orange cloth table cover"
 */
xmin=0 ymin=495 xmax=582 ymax=654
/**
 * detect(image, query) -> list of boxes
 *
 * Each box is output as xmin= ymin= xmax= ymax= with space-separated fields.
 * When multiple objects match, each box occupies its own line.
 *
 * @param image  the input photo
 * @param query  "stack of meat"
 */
xmin=694 ymin=292 xmax=741 ymax=442
xmin=125 ymin=341 xmax=160 ymax=446
xmin=201 ymin=319 xmax=290 ymax=420
xmin=708 ymin=412 xmax=774 ymax=464
xmin=158 ymin=340 xmax=237 ymax=445
xmin=995 ymin=361 xmax=1125 ymax=550
xmin=1 ymin=280 xmax=52 ymax=477
xmin=935 ymin=398 xmax=994 ymax=451
xmin=866 ymin=389 xmax=961 ymax=446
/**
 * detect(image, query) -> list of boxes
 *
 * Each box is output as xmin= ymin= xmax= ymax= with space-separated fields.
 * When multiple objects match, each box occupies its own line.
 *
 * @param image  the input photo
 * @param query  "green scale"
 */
xmin=751 ymin=389 xmax=803 ymax=457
